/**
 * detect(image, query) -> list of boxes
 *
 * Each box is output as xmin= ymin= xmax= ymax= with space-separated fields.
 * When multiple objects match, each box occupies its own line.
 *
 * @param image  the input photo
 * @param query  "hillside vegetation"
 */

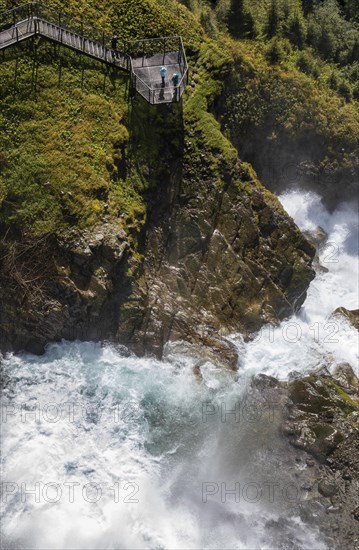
xmin=0 ymin=0 xmax=358 ymax=353
xmin=0 ymin=0 xmax=357 ymax=239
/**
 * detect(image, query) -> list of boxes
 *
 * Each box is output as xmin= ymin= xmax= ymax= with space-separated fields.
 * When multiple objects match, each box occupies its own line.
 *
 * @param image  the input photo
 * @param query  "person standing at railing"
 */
xmin=172 ymin=72 xmax=179 ymax=100
xmin=111 ymin=35 xmax=118 ymax=58
xmin=171 ymin=72 xmax=179 ymax=86
xmin=160 ymin=65 xmax=167 ymax=87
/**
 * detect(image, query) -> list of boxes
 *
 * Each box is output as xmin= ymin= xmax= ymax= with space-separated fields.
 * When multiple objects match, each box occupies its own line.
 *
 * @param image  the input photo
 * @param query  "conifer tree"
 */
xmin=285 ymin=10 xmax=307 ymax=49
xmin=266 ymin=0 xmax=280 ymax=38
xmin=227 ymin=0 xmax=256 ymax=38
xmin=318 ymin=24 xmax=336 ymax=58
xmin=343 ymin=0 xmax=359 ymax=22
xmin=301 ymin=0 xmax=317 ymax=15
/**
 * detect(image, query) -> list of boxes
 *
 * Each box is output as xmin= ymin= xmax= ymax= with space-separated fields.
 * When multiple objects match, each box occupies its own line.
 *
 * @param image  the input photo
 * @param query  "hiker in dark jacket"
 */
xmin=172 ymin=72 xmax=180 ymax=100
xmin=111 ymin=36 xmax=118 ymax=58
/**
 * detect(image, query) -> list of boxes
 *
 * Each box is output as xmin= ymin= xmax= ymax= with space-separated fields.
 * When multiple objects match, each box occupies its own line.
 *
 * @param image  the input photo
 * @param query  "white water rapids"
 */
xmin=0 ymin=190 xmax=358 ymax=549
xmin=241 ymin=190 xmax=359 ymax=379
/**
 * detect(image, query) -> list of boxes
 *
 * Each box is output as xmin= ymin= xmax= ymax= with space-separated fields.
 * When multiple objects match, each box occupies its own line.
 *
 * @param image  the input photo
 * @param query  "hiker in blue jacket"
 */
xmin=160 ymin=66 xmax=167 ymax=87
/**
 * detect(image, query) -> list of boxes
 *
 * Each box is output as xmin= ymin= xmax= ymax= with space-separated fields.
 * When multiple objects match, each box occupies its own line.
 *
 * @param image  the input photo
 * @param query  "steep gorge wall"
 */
xmin=0 ymin=39 xmax=316 ymax=356
xmin=116 ymin=102 xmax=315 ymax=356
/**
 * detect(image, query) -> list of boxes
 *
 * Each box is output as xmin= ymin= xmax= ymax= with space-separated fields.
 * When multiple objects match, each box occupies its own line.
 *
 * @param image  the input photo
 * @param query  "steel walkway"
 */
xmin=0 ymin=2 xmax=188 ymax=104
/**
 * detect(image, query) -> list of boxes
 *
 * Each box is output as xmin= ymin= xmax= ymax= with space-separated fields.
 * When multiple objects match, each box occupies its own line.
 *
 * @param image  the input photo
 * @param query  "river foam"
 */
xmin=1 ymin=190 xmax=357 ymax=549
xmin=1 ymin=341 xmax=327 ymax=549
xmin=239 ymin=190 xmax=359 ymax=379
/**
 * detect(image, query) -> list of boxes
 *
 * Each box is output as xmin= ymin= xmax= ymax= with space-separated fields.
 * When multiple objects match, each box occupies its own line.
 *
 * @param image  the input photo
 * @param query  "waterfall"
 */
xmin=1 ymin=190 xmax=357 ymax=549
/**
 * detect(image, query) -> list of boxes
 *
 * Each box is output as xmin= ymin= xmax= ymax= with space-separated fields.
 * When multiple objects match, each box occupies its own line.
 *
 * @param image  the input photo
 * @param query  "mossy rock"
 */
xmin=289 ymin=378 xmax=331 ymax=413
xmin=310 ymin=424 xmax=344 ymax=461
xmin=332 ymin=307 xmax=359 ymax=331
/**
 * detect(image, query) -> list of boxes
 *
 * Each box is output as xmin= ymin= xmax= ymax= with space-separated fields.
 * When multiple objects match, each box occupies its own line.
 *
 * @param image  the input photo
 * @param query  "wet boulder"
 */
xmin=331 ymin=307 xmax=359 ymax=331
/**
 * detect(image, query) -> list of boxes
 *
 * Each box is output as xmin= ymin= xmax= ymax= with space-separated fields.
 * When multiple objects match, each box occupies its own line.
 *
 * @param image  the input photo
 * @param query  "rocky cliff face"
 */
xmin=1 ymin=0 xmax=358 ymax=360
xmin=115 ymin=130 xmax=315 ymax=357
xmin=282 ymin=364 xmax=359 ymax=548
xmin=243 ymin=363 xmax=359 ymax=550
xmin=0 ymin=37 xmax=320 ymax=358
xmin=0 ymin=108 xmax=315 ymax=357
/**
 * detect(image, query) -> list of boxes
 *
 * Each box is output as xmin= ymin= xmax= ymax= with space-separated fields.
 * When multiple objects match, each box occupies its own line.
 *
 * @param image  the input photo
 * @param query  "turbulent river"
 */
xmin=1 ymin=190 xmax=358 ymax=549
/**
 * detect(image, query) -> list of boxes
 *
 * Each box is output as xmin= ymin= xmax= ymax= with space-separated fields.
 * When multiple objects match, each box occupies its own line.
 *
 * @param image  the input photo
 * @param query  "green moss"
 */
xmin=108 ymin=175 xmax=146 ymax=237
xmin=325 ymin=378 xmax=359 ymax=414
xmin=0 ymin=0 xmax=203 ymax=239
xmin=109 ymin=0 xmax=203 ymax=49
xmin=312 ymin=423 xmax=334 ymax=439
xmin=0 ymin=0 xmax=203 ymax=50
xmin=0 ymin=41 xmax=146 ymax=241
xmin=184 ymin=38 xmax=242 ymax=186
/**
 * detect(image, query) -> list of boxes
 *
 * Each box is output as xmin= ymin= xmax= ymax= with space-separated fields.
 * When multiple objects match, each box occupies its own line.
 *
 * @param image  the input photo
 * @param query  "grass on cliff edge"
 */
xmin=183 ymin=34 xmax=358 ymax=191
xmin=0 ymin=0 xmax=203 ymax=240
xmin=0 ymin=0 xmax=358 ymax=241
xmin=0 ymin=42 xmax=145 ymax=236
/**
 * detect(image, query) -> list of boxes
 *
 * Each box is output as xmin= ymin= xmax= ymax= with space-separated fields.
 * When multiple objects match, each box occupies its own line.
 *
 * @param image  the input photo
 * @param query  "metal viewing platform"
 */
xmin=127 ymin=37 xmax=187 ymax=104
xmin=0 ymin=2 xmax=188 ymax=104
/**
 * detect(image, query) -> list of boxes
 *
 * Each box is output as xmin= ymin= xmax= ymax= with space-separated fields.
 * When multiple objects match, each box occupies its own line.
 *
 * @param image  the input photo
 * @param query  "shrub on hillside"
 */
xmin=296 ymin=50 xmax=319 ymax=76
xmin=266 ymin=39 xmax=285 ymax=64
xmin=338 ymin=79 xmax=352 ymax=101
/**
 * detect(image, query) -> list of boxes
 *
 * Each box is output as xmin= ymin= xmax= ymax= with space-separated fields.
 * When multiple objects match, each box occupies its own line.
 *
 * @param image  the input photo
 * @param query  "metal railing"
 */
xmin=0 ymin=2 xmax=188 ymax=104
xmin=1 ymin=3 xmax=107 ymax=48
xmin=0 ymin=2 xmax=130 ymax=68
xmin=127 ymin=35 xmax=188 ymax=104
xmin=124 ymin=35 xmax=181 ymax=60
